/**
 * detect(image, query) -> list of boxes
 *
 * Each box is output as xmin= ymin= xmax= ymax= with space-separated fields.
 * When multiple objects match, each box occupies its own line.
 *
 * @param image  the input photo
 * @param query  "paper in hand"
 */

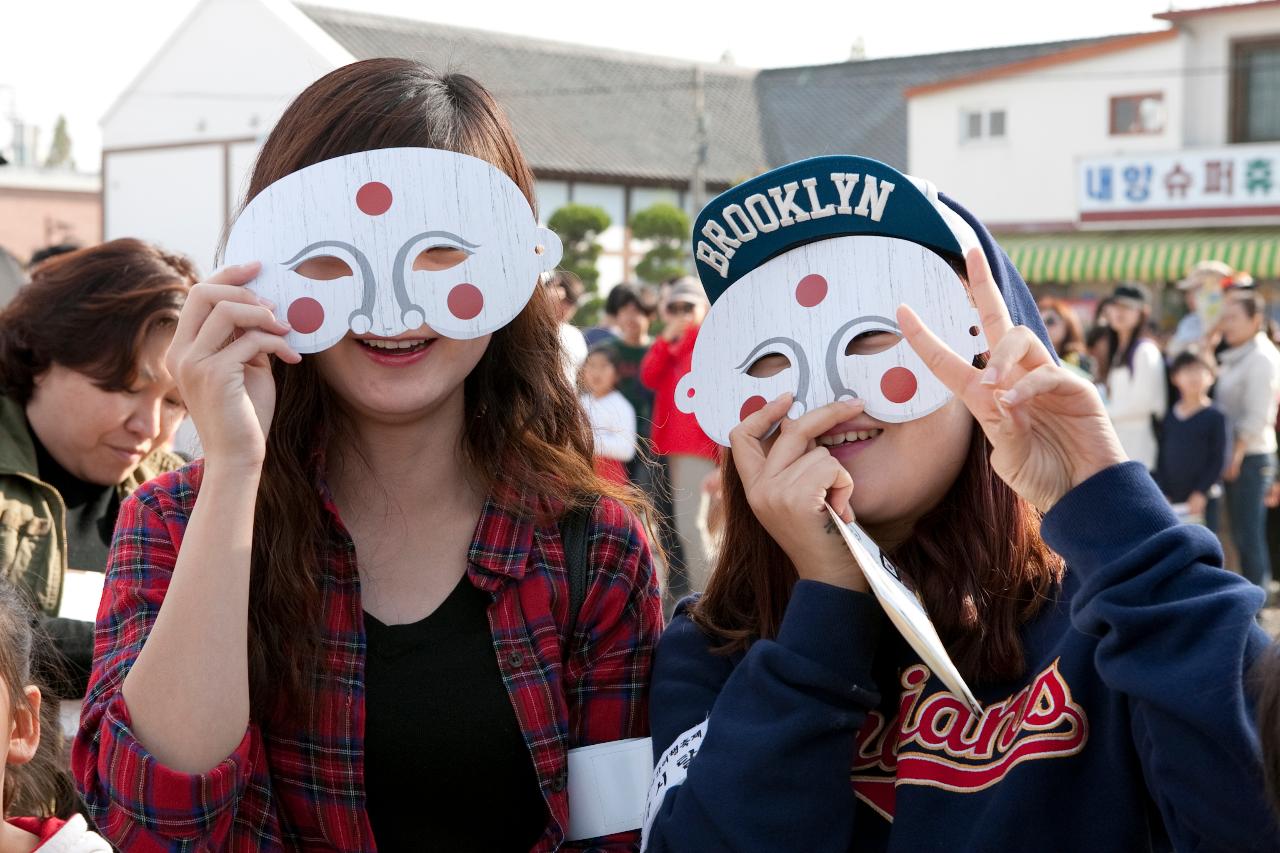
xmin=824 ymin=503 xmax=981 ymax=715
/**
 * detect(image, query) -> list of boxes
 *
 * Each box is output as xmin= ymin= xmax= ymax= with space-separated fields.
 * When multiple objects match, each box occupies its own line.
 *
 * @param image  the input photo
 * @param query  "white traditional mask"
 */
xmin=676 ymin=235 xmax=986 ymax=445
xmin=224 ymin=147 xmax=563 ymax=353
xmin=681 ymin=154 xmax=988 ymax=446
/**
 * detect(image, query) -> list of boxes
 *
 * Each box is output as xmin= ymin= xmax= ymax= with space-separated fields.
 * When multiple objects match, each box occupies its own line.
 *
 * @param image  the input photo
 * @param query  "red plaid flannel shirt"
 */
xmin=72 ymin=461 xmax=662 ymax=851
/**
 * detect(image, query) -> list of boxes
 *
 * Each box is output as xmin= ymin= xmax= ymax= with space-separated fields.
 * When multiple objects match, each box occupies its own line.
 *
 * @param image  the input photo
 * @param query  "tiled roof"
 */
xmin=300 ymin=4 xmax=1119 ymax=182
xmin=300 ymin=4 xmax=766 ymax=186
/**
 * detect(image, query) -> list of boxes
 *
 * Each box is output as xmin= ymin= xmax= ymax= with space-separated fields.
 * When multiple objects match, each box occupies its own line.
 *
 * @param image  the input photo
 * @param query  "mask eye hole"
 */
xmin=291 ymin=255 xmax=353 ymax=280
xmin=413 ymin=246 xmax=470 ymax=272
xmin=746 ymin=352 xmax=791 ymax=378
xmin=845 ymin=330 xmax=902 ymax=356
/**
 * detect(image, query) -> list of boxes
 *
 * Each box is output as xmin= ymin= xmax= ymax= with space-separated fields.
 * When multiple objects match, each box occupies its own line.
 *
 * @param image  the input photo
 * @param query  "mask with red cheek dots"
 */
xmin=678 ymin=154 xmax=988 ymax=446
xmin=224 ymin=147 xmax=562 ymax=352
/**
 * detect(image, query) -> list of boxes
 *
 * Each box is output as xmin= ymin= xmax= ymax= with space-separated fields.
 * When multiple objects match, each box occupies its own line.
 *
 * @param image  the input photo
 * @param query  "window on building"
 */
xmin=961 ymin=110 xmax=1006 ymax=142
xmin=1109 ymin=93 xmax=1165 ymax=135
xmin=964 ymin=111 xmax=983 ymax=140
xmin=1232 ymin=37 xmax=1280 ymax=143
xmin=988 ymin=110 xmax=1007 ymax=138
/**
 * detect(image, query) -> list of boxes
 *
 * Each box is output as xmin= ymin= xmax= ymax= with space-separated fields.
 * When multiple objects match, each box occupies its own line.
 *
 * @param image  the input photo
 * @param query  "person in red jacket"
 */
xmin=641 ymin=277 xmax=719 ymax=597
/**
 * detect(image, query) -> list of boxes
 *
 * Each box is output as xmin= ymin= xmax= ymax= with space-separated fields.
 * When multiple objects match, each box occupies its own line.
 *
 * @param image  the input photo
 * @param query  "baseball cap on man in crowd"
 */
xmin=1177 ymin=260 xmax=1233 ymax=291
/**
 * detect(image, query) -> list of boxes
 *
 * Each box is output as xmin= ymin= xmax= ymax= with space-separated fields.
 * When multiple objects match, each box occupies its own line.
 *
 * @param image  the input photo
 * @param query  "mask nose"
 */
xmin=344 ymin=252 xmax=383 ymax=336
xmin=392 ymin=239 xmax=428 ymax=331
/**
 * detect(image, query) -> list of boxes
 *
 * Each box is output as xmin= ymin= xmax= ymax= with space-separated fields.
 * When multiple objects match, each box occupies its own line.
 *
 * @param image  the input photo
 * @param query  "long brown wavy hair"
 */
xmin=237 ymin=60 xmax=641 ymax=718
xmin=692 ymin=402 xmax=1064 ymax=684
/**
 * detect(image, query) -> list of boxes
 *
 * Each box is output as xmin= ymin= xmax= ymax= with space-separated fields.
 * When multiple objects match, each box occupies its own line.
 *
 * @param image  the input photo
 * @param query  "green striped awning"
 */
xmin=996 ymin=229 xmax=1280 ymax=284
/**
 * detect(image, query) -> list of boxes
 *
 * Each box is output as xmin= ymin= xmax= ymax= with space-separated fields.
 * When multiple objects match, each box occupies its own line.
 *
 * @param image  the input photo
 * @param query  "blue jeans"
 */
xmin=1226 ymin=452 xmax=1276 ymax=590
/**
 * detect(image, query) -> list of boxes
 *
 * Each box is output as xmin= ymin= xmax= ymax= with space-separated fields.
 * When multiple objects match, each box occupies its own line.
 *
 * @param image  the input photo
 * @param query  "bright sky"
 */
xmin=0 ymin=0 xmax=1250 ymax=169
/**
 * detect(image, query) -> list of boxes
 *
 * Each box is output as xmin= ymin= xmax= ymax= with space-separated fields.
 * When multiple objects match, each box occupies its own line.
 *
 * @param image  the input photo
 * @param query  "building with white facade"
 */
xmin=907 ymin=0 xmax=1280 ymax=293
xmin=102 ymin=0 xmax=1121 ymax=292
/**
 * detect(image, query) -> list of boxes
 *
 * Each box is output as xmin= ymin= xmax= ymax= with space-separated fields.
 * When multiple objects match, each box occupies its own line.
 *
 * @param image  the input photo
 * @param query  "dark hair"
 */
xmin=1230 ymin=290 xmax=1266 ymax=320
xmin=586 ymin=343 xmax=621 ymax=371
xmin=605 ymin=282 xmax=657 ymax=318
xmin=0 ymin=582 xmax=78 ymax=820
xmin=1252 ymin=643 xmax=1280 ymax=817
xmin=1091 ymin=296 xmax=1115 ymax=329
xmin=26 ymin=243 xmax=81 ymax=270
xmin=240 ymin=59 xmax=644 ymax=717
xmin=1084 ymin=325 xmax=1118 ymax=381
xmin=1105 ymin=291 xmax=1153 ymax=376
xmin=1170 ymin=350 xmax=1215 ymax=377
xmin=1037 ymin=297 xmax=1086 ymax=361
xmin=693 ymin=399 xmax=1064 ymax=684
xmin=0 ymin=239 xmax=195 ymax=404
xmin=547 ymin=270 xmax=584 ymax=306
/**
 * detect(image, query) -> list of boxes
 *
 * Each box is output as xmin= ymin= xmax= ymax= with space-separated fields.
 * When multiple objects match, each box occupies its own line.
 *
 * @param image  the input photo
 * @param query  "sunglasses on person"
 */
xmin=667 ymin=302 xmax=697 ymax=315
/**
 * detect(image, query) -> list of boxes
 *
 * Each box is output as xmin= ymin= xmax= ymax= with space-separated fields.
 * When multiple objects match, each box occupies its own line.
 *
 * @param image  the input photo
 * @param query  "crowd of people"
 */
xmin=0 ymin=59 xmax=1275 ymax=852
xmin=1039 ymin=261 xmax=1280 ymax=596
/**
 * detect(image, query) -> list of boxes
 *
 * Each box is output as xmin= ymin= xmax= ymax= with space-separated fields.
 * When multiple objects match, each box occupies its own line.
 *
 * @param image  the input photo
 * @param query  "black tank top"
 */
xmin=362 ymin=576 xmax=547 ymax=851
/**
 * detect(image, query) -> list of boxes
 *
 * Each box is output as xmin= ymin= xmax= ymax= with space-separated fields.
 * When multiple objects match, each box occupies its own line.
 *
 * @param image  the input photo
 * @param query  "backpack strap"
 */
xmin=559 ymin=500 xmax=597 ymax=653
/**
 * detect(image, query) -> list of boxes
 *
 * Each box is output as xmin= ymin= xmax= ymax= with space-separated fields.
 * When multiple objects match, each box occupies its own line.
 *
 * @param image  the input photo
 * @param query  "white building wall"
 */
xmin=1179 ymin=6 xmax=1280 ymax=147
xmin=102 ymin=0 xmax=348 ymax=272
xmin=535 ymin=180 xmax=570 ymax=223
xmin=101 ymin=0 xmax=346 ymax=150
xmin=908 ymin=35 xmax=1185 ymax=226
xmin=105 ymin=146 xmax=225 ymax=274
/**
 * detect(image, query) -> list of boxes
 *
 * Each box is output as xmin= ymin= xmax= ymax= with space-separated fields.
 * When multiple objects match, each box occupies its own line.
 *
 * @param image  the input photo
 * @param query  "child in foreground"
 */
xmin=0 ymin=582 xmax=107 ymax=853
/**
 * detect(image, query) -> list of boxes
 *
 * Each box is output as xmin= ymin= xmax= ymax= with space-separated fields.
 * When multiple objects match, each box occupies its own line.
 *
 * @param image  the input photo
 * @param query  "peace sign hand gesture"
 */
xmin=896 ymin=249 xmax=1127 ymax=513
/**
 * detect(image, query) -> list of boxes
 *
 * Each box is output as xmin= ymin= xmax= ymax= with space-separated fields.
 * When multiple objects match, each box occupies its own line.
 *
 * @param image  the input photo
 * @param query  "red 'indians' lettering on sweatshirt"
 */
xmin=850 ymin=658 xmax=1088 ymax=821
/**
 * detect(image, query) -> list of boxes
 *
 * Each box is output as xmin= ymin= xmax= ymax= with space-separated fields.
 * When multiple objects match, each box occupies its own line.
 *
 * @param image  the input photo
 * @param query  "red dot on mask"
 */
xmin=795 ymin=274 xmax=828 ymax=308
xmin=739 ymin=394 xmax=767 ymax=422
xmin=447 ymin=283 xmax=484 ymax=320
xmin=880 ymin=367 xmax=917 ymax=404
xmin=356 ymin=181 xmax=393 ymax=216
xmin=287 ymin=297 xmax=324 ymax=334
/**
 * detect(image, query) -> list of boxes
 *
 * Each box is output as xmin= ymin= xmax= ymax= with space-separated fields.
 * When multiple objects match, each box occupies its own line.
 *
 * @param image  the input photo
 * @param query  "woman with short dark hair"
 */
xmin=0 ymin=238 xmax=194 ymax=717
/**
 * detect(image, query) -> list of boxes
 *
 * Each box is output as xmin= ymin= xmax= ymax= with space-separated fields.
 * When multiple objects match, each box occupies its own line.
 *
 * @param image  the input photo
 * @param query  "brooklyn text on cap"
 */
xmin=691 ymin=155 xmax=980 ymax=303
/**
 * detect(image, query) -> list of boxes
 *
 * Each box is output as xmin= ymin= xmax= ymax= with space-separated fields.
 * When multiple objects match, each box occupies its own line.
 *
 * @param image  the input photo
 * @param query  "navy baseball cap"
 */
xmin=692 ymin=155 xmax=980 ymax=304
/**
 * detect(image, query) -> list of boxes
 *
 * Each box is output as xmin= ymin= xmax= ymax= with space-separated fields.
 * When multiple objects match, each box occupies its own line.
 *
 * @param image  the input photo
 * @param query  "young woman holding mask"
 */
xmin=643 ymin=158 xmax=1276 ymax=852
xmin=74 ymin=60 xmax=662 ymax=852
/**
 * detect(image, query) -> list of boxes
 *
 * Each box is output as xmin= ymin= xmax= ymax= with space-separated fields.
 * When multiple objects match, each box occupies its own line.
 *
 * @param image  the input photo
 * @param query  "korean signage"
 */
xmin=1077 ymin=144 xmax=1280 ymax=222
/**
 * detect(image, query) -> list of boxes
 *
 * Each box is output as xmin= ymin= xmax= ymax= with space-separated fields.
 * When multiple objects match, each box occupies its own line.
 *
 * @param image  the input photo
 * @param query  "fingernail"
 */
xmin=257 ymin=296 xmax=276 ymax=310
xmin=980 ymin=367 xmax=999 ymax=386
xmin=1000 ymin=388 xmax=1019 ymax=405
xmin=844 ymin=396 xmax=864 ymax=408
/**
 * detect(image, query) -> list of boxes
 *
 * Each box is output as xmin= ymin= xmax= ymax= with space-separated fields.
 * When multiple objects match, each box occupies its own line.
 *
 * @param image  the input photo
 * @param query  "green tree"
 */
xmin=630 ymin=202 xmax=691 ymax=284
xmin=548 ymin=203 xmax=611 ymax=293
xmin=44 ymin=115 xmax=73 ymax=169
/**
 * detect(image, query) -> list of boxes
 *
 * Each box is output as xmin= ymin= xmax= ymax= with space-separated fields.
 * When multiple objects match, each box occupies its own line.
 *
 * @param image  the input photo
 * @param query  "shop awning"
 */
xmin=996 ymin=228 xmax=1280 ymax=284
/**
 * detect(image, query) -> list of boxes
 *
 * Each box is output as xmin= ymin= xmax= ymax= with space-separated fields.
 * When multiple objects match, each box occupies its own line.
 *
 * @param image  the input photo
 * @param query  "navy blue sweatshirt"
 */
xmin=642 ymin=463 xmax=1278 ymax=852
xmin=1154 ymin=404 xmax=1229 ymax=503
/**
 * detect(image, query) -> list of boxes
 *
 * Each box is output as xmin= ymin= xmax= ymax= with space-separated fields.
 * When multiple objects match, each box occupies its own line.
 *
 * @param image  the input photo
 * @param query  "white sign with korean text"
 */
xmin=1077 ymin=144 xmax=1280 ymax=221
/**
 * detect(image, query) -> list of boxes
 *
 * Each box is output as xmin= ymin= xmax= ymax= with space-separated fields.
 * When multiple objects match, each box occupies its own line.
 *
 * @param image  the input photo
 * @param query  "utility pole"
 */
xmin=690 ymin=65 xmax=708 ymax=216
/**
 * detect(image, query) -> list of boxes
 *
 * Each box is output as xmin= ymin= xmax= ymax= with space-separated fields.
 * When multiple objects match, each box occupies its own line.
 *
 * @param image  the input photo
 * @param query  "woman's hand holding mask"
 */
xmin=898 ymin=249 xmax=1127 ymax=513
xmin=165 ymin=262 xmax=302 ymax=472
xmin=730 ymin=396 xmax=870 ymax=593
